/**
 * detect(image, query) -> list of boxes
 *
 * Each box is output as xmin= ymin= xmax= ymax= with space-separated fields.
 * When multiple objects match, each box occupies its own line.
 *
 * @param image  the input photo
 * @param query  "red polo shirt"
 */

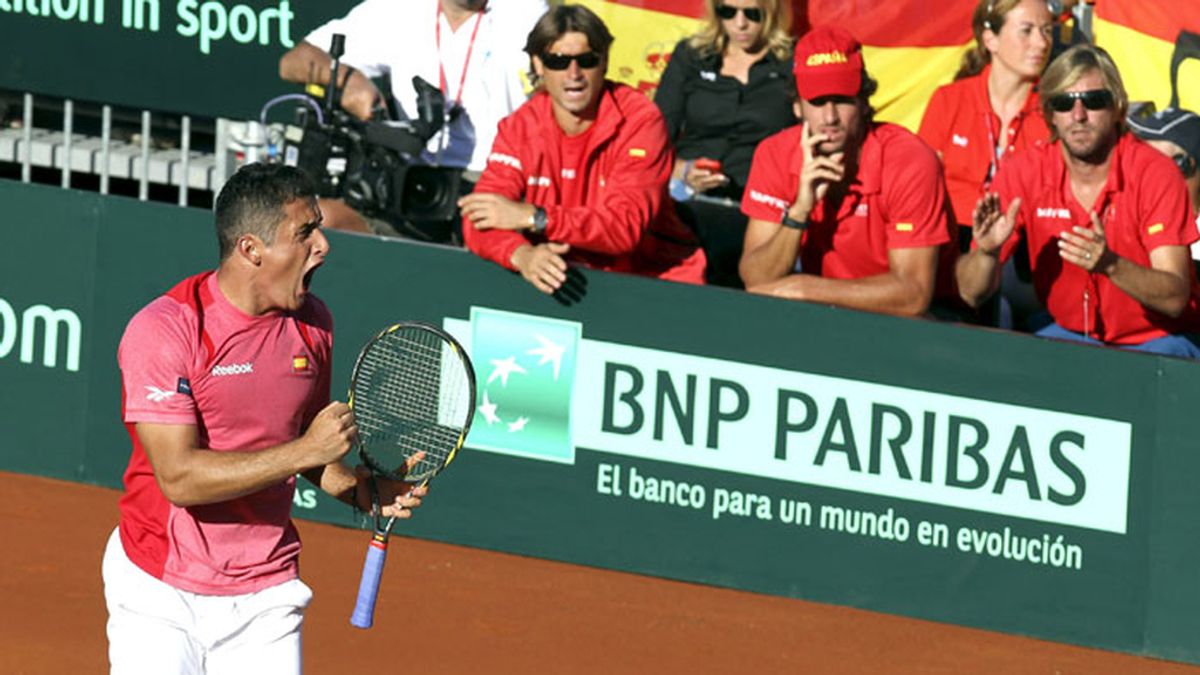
xmin=992 ymin=133 xmax=1199 ymax=344
xmin=918 ymin=66 xmax=1049 ymax=226
xmin=742 ymin=122 xmax=955 ymax=295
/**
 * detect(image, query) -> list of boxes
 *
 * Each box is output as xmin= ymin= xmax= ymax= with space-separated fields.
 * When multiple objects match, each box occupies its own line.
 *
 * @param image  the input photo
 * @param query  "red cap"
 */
xmin=793 ymin=26 xmax=864 ymax=100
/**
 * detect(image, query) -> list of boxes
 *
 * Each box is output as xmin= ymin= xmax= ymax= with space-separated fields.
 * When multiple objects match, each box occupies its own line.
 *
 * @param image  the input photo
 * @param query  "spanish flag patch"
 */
xmin=293 ymin=356 xmax=309 ymax=372
xmin=1148 ymin=223 xmax=1165 ymax=235
xmin=896 ymin=222 xmax=914 ymax=232
xmin=629 ymin=148 xmax=646 ymax=158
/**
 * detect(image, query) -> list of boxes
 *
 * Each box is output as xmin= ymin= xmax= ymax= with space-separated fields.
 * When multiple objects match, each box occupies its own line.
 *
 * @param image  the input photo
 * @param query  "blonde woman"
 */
xmin=654 ymin=0 xmax=796 ymax=287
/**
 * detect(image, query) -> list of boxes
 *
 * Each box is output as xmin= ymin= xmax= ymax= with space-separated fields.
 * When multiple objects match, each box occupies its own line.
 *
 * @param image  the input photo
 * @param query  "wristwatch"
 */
xmin=781 ymin=210 xmax=808 ymax=231
xmin=530 ymin=207 xmax=548 ymax=234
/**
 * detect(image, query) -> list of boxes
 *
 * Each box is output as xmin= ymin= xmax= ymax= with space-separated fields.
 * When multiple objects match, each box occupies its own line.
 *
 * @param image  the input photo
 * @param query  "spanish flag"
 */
xmin=581 ymin=0 xmax=1198 ymax=133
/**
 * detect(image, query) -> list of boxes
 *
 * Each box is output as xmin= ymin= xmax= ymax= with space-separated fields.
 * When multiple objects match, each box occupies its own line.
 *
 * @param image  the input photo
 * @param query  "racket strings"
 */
xmin=352 ymin=328 xmax=472 ymax=481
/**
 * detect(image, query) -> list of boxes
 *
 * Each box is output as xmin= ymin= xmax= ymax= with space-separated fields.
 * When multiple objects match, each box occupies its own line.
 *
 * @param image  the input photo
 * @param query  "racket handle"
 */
xmin=350 ymin=535 xmax=388 ymax=629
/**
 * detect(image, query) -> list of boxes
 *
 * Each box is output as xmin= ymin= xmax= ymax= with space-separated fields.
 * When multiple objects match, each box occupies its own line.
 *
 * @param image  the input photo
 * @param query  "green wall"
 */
xmin=2 ymin=181 xmax=1199 ymax=663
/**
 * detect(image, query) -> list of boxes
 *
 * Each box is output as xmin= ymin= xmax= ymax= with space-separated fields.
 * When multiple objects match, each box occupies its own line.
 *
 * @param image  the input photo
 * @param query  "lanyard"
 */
xmin=983 ymin=111 xmax=1022 ymax=187
xmin=436 ymin=3 xmax=486 ymax=110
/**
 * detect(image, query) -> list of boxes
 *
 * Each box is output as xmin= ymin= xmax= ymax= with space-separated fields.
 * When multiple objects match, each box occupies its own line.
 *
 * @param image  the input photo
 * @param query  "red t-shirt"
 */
xmin=117 ymin=271 xmax=333 ymax=595
xmin=918 ymin=66 xmax=1049 ymax=226
xmin=992 ymin=134 xmax=1200 ymax=344
xmin=741 ymin=122 xmax=955 ymax=294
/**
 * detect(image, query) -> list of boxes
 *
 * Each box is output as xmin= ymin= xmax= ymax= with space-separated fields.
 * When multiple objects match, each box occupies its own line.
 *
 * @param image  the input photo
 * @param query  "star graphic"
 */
xmin=507 ymin=416 xmax=529 ymax=433
xmin=487 ymin=355 xmax=527 ymax=387
xmin=478 ymin=391 xmax=501 ymax=425
xmin=526 ymin=333 xmax=566 ymax=380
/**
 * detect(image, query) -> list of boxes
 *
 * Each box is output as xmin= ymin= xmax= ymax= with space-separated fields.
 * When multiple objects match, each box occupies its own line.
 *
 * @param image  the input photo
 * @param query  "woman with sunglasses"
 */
xmin=654 ymin=0 xmax=796 ymax=288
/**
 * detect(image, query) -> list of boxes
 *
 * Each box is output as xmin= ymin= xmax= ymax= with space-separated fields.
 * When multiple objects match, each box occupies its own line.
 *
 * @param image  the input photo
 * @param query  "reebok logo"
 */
xmin=145 ymin=385 xmax=176 ymax=402
xmin=211 ymin=362 xmax=254 ymax=377
xmin=952 ymin=134 xmax=969 ymax=147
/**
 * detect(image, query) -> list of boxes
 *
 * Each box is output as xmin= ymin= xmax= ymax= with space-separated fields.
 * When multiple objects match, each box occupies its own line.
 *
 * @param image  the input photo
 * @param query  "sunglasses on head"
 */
xmin=1048 ymin=89 xmax=1115 ymax=113
xmin=715 ymin=4 xmax=763 ymax=22
xmin=540 ymin=51 xmax=602 ymax=71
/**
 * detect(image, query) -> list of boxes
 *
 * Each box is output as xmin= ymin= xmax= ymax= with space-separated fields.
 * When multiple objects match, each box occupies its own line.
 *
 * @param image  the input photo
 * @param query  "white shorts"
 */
xmin=102 ymin=528 xmax=312 ymax=675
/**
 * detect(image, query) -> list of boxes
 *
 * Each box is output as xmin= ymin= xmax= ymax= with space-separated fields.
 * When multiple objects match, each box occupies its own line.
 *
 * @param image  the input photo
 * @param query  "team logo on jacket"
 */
xmin=489 ymin=152 xmax=522 ymax=170
xmin=1037 ymin=207 xmax=1071 ymax=219
xmin=748 ymin=189 xmax=787 ymax=211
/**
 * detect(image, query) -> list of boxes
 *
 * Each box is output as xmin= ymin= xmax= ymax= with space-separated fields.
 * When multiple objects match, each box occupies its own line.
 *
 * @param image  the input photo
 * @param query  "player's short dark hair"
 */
xmin=213 ymin=163 xmax=318 ymax=261
xmin=524 ymin=4 xmax=614 ymax=76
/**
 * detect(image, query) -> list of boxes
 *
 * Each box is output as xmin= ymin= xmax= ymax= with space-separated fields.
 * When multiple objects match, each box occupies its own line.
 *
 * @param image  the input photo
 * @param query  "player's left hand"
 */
xmin=1058 ymin=212 xmax=1115 ymax=274
xmin=354 ymin=454 xmax=429 ymax=519
xmin=459 ymin=193 xmax=536 ymax=231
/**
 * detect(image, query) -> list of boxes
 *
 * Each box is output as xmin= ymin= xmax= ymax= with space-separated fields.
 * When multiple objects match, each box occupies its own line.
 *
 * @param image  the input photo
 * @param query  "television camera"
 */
xmin=278 ymin=34 xmax=462 ymax=243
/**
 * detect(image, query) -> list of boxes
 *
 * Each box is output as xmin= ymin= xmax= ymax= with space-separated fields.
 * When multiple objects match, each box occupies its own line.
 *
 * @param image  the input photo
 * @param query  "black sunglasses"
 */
xmin=1048 ymin=89 xmax=1115 ymax=113
xmin=541 ymin=51 xmax=602 ymax=71
xmin=715 ymin=5 xmax=763 ymax=22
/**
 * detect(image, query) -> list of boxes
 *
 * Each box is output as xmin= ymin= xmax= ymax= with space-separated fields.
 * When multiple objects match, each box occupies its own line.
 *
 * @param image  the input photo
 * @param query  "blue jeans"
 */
xmin=1034 ymin=320 xmax=1200 ymax=358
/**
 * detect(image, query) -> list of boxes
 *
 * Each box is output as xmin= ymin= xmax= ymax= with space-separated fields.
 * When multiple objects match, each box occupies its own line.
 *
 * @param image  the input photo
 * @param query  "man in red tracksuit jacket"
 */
xmin=458 ymin=4 xmax=706 ymax=294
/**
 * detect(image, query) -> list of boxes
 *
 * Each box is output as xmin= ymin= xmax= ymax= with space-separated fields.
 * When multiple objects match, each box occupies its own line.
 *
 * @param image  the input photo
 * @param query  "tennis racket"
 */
xmin=348 ymin=322 xmax=476 ymax=629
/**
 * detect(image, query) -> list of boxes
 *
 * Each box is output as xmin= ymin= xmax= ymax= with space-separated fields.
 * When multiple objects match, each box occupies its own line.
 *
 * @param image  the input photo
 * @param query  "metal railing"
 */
xmin=2 ymin=92 xmax=236 ymax=207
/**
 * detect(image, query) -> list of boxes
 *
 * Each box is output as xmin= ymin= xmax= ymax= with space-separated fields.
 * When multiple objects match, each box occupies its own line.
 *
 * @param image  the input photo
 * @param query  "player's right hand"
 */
xmin=791 ymin=121 xmax=845 ymax=223
xmin=303 ymin=401 xmax=357 ymax=465
xmin=971 ymin=193 xmax=1021 ymax=255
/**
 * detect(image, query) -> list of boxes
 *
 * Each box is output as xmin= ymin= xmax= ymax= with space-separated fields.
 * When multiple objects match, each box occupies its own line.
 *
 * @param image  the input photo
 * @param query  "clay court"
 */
xmin=2 ymin=472 xmax=1196 ymax=674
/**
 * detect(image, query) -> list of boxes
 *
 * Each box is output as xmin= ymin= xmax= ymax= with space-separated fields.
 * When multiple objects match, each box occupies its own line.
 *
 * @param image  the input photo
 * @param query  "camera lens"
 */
xmin=401 ymin=167 xmax=459 ymax=219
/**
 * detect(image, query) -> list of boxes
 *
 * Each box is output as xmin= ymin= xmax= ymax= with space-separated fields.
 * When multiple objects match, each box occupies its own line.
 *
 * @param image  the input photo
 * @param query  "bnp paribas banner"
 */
xmin=446 ymin=306 xmax=1129 ymax=573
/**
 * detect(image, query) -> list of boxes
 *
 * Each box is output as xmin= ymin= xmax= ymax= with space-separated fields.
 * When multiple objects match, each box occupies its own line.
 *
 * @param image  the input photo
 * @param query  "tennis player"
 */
xmin=103 ymin=163 xmax=426 ymax=674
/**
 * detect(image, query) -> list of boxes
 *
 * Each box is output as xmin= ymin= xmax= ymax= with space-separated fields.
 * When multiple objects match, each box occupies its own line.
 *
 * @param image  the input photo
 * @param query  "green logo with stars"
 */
xmin=467 ymin=308 xmax=582 ymax=463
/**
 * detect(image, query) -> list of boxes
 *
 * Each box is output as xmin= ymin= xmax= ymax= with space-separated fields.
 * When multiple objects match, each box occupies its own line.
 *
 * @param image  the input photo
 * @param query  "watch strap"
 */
xmin=781 ymin=211 xmax=808 ymax=231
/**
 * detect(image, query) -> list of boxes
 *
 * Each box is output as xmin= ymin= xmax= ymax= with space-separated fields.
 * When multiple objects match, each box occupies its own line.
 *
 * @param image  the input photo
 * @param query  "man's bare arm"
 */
xmin=746 ymin=246 xmax=939 ymax=317
xmin=739 ymin=216 xmax=805 ymax=287
xmin=137 ymin=401 xmax=355 ymax=507
xmin=278 ymin=41 xmax=381 ymax=120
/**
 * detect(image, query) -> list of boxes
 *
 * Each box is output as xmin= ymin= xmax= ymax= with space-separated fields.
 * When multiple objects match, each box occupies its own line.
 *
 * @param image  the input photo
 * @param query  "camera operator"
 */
xmin=278 ymin=0 xmax=547 ymax=237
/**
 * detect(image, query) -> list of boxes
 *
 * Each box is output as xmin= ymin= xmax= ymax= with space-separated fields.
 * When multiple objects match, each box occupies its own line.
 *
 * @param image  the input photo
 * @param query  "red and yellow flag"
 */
xmin=583 ymin=0 xmax=1200 ymax=131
